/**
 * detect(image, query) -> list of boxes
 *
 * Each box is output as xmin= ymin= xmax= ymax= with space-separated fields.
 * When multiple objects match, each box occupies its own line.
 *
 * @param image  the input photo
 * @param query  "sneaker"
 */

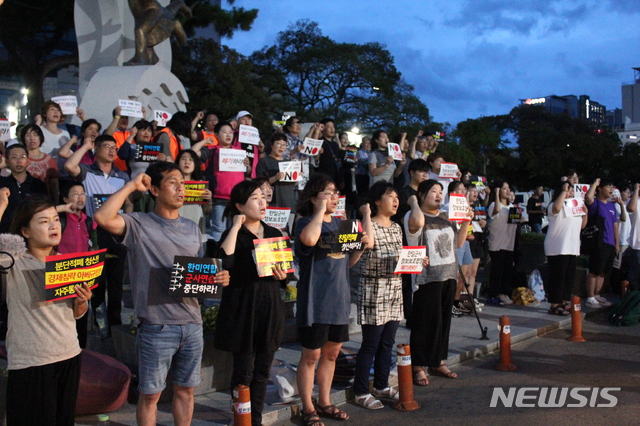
xmin=473 ymin=297 xmax=484 ymax=307
xmin=585 ymin=299 xmax=602 ymax=309
xmin=486 ymin=297 xmax=505 ymax=306
xmin=455 ymin=302 xmax=472 ymax=315
xmin=451 ymin=306 xmax=464 ymax=317
xmin=498 ymin=294 xmax=514 ymax=305
xmin=595 ymin=295 xmax=612 ymax=307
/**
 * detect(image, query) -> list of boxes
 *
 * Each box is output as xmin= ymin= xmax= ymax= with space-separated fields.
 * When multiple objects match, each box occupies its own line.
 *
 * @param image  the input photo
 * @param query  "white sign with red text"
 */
xmin=219 ymin=148 xmax=246 ymax=172
xmin=388 ymin=143 xmax=403 ymax=161
xmin=564 ymin=197 xmax=586 ymax=217
xmin=330 ymin=196 xmax=347 ymax=218
xmin=51 ymin=96 xmax=78 ymax=115
xmin=264 ymin=207 xmax=291 ymax=230
xmin=154 ymin=110 xmax=172 ymax=127
xmin=448 ymin=193 xmax=470 ymax=222
xmin=574 ymin=184 xmax=590 ymax=201
xmin=278 ymin=161 xmax=303 ymax=182
xmin=394 ymin=246 xmax=427 ymax=274
xmin=238 ymin=125 xmax=260 ymax=145
xmin=439 ymin=162 xmax=459 ymax=179
xmin=118 ymin=99 xmax=143 ymax=118
xmin=301 ymin=137 xmax=323 ymax=156
xmin=0 ymin=120 xmax=10 ymax=142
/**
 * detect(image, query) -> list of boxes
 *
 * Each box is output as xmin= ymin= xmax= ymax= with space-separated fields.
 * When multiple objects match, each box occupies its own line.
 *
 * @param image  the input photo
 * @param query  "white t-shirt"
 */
xmin=39 ymin=125 xmax=70 ymax=157
xmin=544 ymin=203 xmax=583 ymax=256
xmin=487 ymin=202 xmax=517 ymax=251
xmin=627 ymin=200 xmax=640 ymax=250
xmin=616 ymin=202 xmax=631 ymax=247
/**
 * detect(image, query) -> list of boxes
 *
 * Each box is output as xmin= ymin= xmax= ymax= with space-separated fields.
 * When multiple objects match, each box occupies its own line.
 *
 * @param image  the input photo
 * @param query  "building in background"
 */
xmin=520 ymin=94 xmax=607 ymax=126
xmin=619 ymin=67 xmax=640 ymax=144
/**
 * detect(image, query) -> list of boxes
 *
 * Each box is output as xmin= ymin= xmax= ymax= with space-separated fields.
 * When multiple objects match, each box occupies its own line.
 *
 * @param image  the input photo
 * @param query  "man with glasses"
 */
xmin=0 ymin=144 xmax=48 ymax=232
xmin=65 ymin=134 xmax=131 ymax=335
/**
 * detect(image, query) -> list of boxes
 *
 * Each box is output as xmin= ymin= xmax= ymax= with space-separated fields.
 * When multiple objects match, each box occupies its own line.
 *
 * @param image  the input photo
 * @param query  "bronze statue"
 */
xmin=124 ymin=0 xmax=193 ymax=66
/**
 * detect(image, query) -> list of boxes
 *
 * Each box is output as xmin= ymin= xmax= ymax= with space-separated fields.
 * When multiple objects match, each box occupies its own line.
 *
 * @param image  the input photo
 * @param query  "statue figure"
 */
xmin=124 ymin=0 xmax=192 ymax=66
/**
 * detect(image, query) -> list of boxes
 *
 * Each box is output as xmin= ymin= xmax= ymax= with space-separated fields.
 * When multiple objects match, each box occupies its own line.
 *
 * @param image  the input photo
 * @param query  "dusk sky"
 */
xmin=224 ymin=0 xmax=640 ymax=127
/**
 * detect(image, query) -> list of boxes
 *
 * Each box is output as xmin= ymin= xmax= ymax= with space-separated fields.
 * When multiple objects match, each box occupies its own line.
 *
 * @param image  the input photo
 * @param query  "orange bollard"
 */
xmin=567 ymin=295 xmax=586 ymax=342
xmin=393 ymin=344 xmax=421 ymax=411
xmin=621 ymin=280 xmax=630 ymax=297
xmin=233 ymin=384 xmax=252 ymax=426
xmin=494 ymin=315 xmax=517 ymax=371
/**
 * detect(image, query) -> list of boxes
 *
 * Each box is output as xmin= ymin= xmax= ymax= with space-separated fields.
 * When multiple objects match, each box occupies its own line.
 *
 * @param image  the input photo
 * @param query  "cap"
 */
xmin=235 ymin=110 xmax=253 ymax=121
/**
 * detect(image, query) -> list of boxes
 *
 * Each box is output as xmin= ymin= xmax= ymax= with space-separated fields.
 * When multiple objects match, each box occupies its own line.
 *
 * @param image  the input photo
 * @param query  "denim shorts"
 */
xmin=136 ymin=323 xmax=204 ymax=394
xmin=457 ymin=241 xmax=473 ymax=266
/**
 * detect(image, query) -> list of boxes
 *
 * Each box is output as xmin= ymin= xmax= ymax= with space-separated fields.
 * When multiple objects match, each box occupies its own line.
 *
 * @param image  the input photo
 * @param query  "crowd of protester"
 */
xmin=0 ymin=100 xmax=634 ymax=425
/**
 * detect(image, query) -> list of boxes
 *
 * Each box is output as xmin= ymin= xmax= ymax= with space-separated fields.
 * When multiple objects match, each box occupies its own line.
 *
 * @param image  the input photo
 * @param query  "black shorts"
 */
xmin=588 ymin=243 xmax=616 ymax=276
xmin=469 ymin=235 xmax=486 ymax=260
xmin=298 ymin=324 xmax=349 ymax=350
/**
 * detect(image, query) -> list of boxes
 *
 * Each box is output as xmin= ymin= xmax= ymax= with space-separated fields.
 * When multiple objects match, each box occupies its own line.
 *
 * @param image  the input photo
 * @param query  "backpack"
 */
xmin=511 ymin=287 xmax=538 ymax=305
xmin=527 ymin=269 xmax=546 ymax=302
xmin=608 ymin=290 xmax=640 ymax=326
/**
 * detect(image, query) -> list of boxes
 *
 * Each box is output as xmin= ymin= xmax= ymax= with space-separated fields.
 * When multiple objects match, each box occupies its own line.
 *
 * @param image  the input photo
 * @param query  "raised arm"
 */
xmin=104 ymin=106 xmax=122 ymax=136
xmin=551 ymin=182 xmax=570 ymax=215
xmin=628 ymin=183 xmax=639 ymax=214
xmin=64 ymin=139 xmax=94 ymax=177
xmin=94 ymin=173 xmax=150 ymax=236
xmin=585 ymin=178 xmax=599 ymax=207
xmin=298 ymin=199 xmax=327 ymax=247
xmin=57 ymin=135 xmax=79 ymax=159
xmin=220 ymin=215 xmax=245 ymax=256
xmin=407 ymin=195 xmax=425 ymax=234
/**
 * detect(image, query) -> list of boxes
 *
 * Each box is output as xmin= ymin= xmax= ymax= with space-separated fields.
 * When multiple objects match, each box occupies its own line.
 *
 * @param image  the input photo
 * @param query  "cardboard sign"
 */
xmin=184 ymin=181 xmax=209 ymax=205
xmin=439 ymin=162 xmax=459 ymax=179
xmin=154 ymin=110 xmax=172 ymax=127
xmin=0 ymin=119 xmax=10 ymax=142
xmin=264 ymin=207 xmax=291 ymax=230
xmin=45 ymin=249 xmax=106 ymax=301
xmin=170 ymin=256 xmax=223 ymax=298
xmin=219 ymin=148 xmax=247 ymax=172
xmin=51 ymin=95 xmax=78 ymax=115
xmin=507 ymin=207 xmax=523 ymax=224
xmin=238 ymin=124 xmax=260 ymax=145
xmin=335 ymin=219 xmax=363 ymax=252
xmin=470 ymin=175 xmax=487 ymax=192
xmin=278 ymin=161 xmax=303 ymax=182
xmin=448 ymin=193 xmax=470 ymax=222
xmin=92 ymin=194 xmax=123 ymax=214
xmin=564 ymin=197 xmax=586 ymax=217
xmin=118 ymin=99 xmax=144 ymax=118
xmin=301 ymin=137 xmax=323 ymax=156
xmin=574 ymin=184 xmax=590 ymax=201
xmin=388 ymin=143 xmax=403 ymax=161
xmin=134 ymin=143 xmax=163 ymax=162
xmin=330 ymin=195 xmax=346 ymax=218
xmin=394 ymin=246 xmax=426 ymax=274
xmin=253 ymin=236 xmax=295 ymax=277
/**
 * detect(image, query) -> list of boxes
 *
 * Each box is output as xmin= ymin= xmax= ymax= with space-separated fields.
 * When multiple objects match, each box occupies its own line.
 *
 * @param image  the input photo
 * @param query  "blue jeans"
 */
xmin=208 ymin=198 xmax=228 ymax=242
xmin=353 ymin=321 xmax=400 ymax=395
xmin=531 ymin=223 xmax=542 ymax=233
xmin=136 ymin=323 xmax=203 ymax=394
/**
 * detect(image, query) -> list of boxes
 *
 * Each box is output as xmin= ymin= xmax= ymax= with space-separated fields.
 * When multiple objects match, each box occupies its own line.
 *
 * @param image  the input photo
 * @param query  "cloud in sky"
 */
xmin=224 ymin=0 xmax=640 ymax=126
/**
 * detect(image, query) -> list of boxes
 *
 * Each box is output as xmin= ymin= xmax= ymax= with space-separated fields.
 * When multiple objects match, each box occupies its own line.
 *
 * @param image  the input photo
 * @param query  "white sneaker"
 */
xmin=585 ymin=299 xmax=601 ymax=309
xmin=498 ymin=294 xmax=514 ymax=305
xmin=595 ymin=295 xmax=612 ymax=306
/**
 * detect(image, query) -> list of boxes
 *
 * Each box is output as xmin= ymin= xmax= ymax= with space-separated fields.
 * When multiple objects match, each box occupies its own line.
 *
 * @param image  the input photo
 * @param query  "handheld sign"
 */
xmin=507 ymin=207 xmax=523 ymax=224
xmin=301 ymin=137 xmax=323 ymax=156
xmin=439 ymin=162 xmax=459 ymax=179
xmin=343 ymin=148 xmax=357 ymax=164
xmin=471 ymin=221 xmax=483 ymax=233
xmin=118 ymin=99 xmax=144 ymax=118
xmin=93 ymin=194 xmax=124 ymax=214
xmin=154 ymin=110 xmax=172 ymax=127
xmin=134 ymin=143 xmax=163 ymax=162
xmin=388 ymin=143 xmax=403 ymax=161
xmin=0 ymin=119 xmax=10 ymax=142
xmin=264 ymin=207 xmax=291 ymax=230
xmin=253 ymin=236 xmax=295 ymax=277
xmin=184 ymin=181 xmax=209 ymax=205
xmin=474 ymin=206 xmax=487 ymax=221
xmin=170 ymin=256 xmax=223 ymax=298
xmin=469 ymin=175 xmax=487 ymax=192
xmin=278 ymin=161 xmax=302 ymax=182
xmin=574 ymin=184 xmax=590 ymax=201
xmin=335 ymin=219 xmax=363 ymax=252
xmin=51 ymin=95 xmax=78 ymax=115
xmin=563 ymin=197 xmax=586 ymax=217
xmin=238 ymin=124 xmax=260 ymax=145
xmin=394 ymin=246 xmax=426 ymax=274
xmin=448 ymin=193 xmax=470 ymax=222
xmin=610 ymin=188 xmax=621 ymax=203
xmin=330 ymin=195 xmax=346 ymax=218
xmin=45 ymin=249 xmax=106 ymax=301
xmin=219 ymin=148 xmax=247 ymax=172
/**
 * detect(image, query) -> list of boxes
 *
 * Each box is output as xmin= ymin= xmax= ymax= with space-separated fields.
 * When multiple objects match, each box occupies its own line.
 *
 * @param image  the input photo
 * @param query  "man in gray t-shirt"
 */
xmin=94 ymin=161 xmax=230 ymax=426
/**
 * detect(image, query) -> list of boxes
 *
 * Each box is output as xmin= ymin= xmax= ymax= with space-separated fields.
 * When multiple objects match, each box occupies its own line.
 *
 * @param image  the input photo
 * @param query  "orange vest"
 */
xmin=199 ymin=130 xmax=218 ymax=146
xmin=155 ymin=127 xmax=182 ymax=160
xmin=112 ymin=130 xmax=131 ymax=172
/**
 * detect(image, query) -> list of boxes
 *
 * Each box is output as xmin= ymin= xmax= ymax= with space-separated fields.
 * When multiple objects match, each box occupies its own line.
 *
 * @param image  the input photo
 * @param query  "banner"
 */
xmin=264 ymin=207 xmax=291 ymax=230
xmin=335 ymin=219 xmax=363 ymax=252
xmin=448 ymin=193 xmax=470 ymax=222
xmin=134 ymin=143 xmax=163 ymax=162
xmin=219 ymin=148 xmax=247 ymax=172
xmin=45 ymin=249 xmax=106 ymax=301
xmin=170 ymin=256 xmax=223 ymax=298
xmin=118 ymin=99 xmax=144 ymax=118
xmin=301 ymin=137 xmax=323 ymax=156
xmin=154 ymin=110 xmax=172 ymax=127
xmin=253 ymin=236 xmax=295 ymax=277
xmin=394 ymin=246 xmax=426 ymax=274
xmin=51 ymin=95 xmax=78 ymax=115
xmin=439 ymin=162 xmax=459 ymax=179
xmin=238 ymin=124 xmax=260 ymax=145
xmin=388 ymin=143 xmax=403 ymax=161
xmin=278 ymin=161 xmax=303 ymax=182
xmin=184 ymin=181 xmax=209 ymax=205
xmin=0 ymin=120 xmax=10 ymax=142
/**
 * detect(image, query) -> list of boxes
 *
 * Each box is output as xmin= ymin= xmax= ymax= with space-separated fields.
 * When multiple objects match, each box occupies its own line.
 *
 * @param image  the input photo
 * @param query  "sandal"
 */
xmin=548 ymin=305 xmax=570 ymax=316
xmin=412 ymin=368 xmax=429 ymax=386
xmin=302 ymin=410 xmax=324 ymax=426
xmin=428 ymin=364 xmax=458 ymax=379
xmin=373 ymin=386 xmax=399 ymax=401
xmin=355 ymin=394 xmax=384 ymax=410
xmin=316 ymin=404 xmax=350 ymax=421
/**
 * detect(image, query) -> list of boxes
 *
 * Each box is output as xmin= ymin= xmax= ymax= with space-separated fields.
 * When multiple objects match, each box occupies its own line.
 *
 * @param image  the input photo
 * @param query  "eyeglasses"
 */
xmin=319 ymin=190 xmax=341 ymax=198
xmin=70 ymin=193 xmax=87 ymax=198
xmin=273 ymin=142 xmax=287 ymax=147
xmin=100 ymin=145 xmax=117 ymax=151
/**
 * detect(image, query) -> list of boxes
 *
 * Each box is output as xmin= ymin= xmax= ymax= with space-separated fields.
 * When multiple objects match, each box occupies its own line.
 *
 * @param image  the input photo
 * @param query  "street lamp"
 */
xmin=20 ymin=88 xmax=28 ymax=95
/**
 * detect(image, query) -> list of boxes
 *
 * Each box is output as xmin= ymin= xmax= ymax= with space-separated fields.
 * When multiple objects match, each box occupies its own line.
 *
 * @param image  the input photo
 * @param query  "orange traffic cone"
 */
xmin=567 ymin=295 xmax=586 ymax=342
xmin=393 ymin=344 xmax=421 ymax=411
xmin=233 ymin=384 xmax=252 ymax=426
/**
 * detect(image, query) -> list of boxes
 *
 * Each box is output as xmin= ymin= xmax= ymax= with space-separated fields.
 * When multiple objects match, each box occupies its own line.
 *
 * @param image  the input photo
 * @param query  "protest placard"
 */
xmin=343 ymin=147 xmax=357 ymax=164
xmin=301 ymin=137 xmax=323 ymax=156
xmin=574 ymin=183 xmax=590 ymax=201
xmin=469 ymin=175 xmax=487 ymax=192
xmin=118 ymin=99 xmax=144 ymax=118
xmin=278 ymin=161 xmax=303 ymax=182
xmin=219 ymin=148 xmax=247 ymax=172
xmin=394 ymin=246 xmax=426 ymax=274
xmin=330 ymin=195 xmax=346 ymax=218
xmin=388 ymin=143 xmax=403 ymax=161
xmin=253 ymin=237 xmax=295 ymax=277
xmin=264 ymin=207 xmax=291 ymax=230
xmin=0 ymin=120 xmax=10 ymax=142
xmin=610 ymin=188 xmax=621 ymax=203
xmin=92 ymin=194 xmax=124 ymax=214
xmin=184 ymin=181 xmax=209 ymax=205
xmin=45 ymin=249 xmax=106 ymax=301
xmin=474 ymin=206 xmax=487 ymax=221
xmin=335 ymin=219 xmax=363 ymax=252
xmin=238 ymin=124 xmax=260 ymax=145
xmin=154 ymin=110 xmax=172 ymax=127
xmin=471 ymin=221 xmax=483 ymax=233
xmin=439 ymin=162 xmax=459 ymax=179
xmin=169 ymin=256 xmax=223 ymax=297
xmin=448 ymin=193 xmax=470 ymax=222
xmin=563 ymin=197 xmax=586 ymax=217
xmin=507 ymin=207 xmax=523 ymax=224
xmin=51 ymin=95 xmax=78 ymax=115
xmin=134 ymin=143 xmax=163 ymax=162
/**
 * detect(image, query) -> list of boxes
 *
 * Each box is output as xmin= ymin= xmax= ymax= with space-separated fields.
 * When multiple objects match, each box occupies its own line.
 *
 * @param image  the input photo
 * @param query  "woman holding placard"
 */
xmin=368 ymin=130 xmax=405 ymax=188
xmin=544 ymin=181 xmax=588 ymax=315
xmin=214 ymin=180 xmax=287 ymax=426
xmin=256 ymin=132 xmax=297 ymax=211
xmin=176 ymin=149 xmax=212 ymax=245
xmin=4 ymin=196 xmax=92 ymax=425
